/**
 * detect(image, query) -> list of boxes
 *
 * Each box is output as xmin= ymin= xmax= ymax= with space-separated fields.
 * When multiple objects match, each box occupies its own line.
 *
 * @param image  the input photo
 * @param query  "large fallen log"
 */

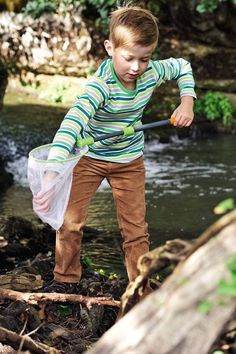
xmin=85 ymin=210 xmax=236 ymax=354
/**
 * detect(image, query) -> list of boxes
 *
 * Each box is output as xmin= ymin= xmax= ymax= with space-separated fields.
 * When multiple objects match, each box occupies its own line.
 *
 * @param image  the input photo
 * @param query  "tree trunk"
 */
xmin=85 ymin=210 xmax=236 ymax=354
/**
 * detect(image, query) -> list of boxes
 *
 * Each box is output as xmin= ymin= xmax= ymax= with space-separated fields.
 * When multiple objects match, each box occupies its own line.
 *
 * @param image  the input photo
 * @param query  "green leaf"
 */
xmin=214 ymin=198 xmax=235 ymax=214
xmin=83 ymin=256 xmax=94 ymax=269
xmin=108 ymin=272 xmax=118 ymax=280
xmin=98 ymin=268 xmax=106 ymax=276
xmin=195 ymin=91 xmax=235 ymax=126
xmin=198 ymin=300 xmax=213 ymax=314
xmin=226 ymin=255 xmax=236 ymax=275
xmin=56 ymin=304 xmax=72 ymax=317
xmin=218 ymin=280 xmax=236 ymax=296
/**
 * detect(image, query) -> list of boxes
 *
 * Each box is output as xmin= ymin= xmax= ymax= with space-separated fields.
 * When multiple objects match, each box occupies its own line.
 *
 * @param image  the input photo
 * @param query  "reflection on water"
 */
xmin=1 ymin=135 xmax=236 ymax=275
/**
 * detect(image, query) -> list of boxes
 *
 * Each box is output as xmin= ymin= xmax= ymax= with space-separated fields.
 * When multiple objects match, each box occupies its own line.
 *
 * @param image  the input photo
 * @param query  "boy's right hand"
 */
xmin=33 ymin=171 xmax=58 ymax=213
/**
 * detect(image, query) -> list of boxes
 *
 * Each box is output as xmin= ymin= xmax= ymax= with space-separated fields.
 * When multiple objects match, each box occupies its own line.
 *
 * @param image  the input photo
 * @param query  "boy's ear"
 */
xmin=104 ymin=40 xmax=113 ymax=57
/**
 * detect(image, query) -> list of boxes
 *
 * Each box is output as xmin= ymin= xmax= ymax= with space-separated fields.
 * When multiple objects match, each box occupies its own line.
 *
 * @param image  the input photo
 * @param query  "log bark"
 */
xmin=0 ymin=289 xmax=120 ymax=308
xmin=85 ymin=210 xmax=236 ymax=354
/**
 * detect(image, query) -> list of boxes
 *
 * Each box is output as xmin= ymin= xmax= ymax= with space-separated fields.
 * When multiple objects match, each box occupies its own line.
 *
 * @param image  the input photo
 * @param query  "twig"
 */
xmin=0 ymin=288 xmax=120 ymax=308
xmin=18 ymin=323 xmax=44 ymax=354
xmin=19 ymin=315 xmax=28 ymax=336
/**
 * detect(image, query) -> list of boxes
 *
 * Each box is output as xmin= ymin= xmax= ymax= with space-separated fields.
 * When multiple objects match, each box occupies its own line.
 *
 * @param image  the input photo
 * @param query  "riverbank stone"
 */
xmin=0 ymin=157 xmax=13 ymax=190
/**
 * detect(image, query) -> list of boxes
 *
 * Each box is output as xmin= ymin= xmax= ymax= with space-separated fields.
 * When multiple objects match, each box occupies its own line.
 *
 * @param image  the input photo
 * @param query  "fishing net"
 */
xmin=28 ymin=144 xmax=88 ymax=230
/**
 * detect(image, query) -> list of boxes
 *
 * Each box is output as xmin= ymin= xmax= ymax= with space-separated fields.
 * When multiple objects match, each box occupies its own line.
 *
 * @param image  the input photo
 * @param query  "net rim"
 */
xmin=29 ymin=143 xmax=87 ymax=164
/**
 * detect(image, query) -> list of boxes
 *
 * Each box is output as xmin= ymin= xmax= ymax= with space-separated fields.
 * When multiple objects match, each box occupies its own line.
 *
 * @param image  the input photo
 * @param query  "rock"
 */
xmin=0 ymin=215 xmax=35 ymax=240
xmin=196 ymin=79 xmax=236 ymax=93
xmin=0 ymin=157 xmax=13 ymax=190
xmin=159 ymin=39 xmax=236 ymax=82
xmin=165 ymin=0 xmax=236 ymax=48
xmin=0 ymin=9 xmax=96 ymax=77
xmin=0 ymin=68 xmax=8 ymax=109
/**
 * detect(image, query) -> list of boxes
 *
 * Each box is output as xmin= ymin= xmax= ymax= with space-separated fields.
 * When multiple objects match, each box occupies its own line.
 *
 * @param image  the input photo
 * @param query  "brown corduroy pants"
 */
xmin=53 ymin=155 xmax=150 ymax=283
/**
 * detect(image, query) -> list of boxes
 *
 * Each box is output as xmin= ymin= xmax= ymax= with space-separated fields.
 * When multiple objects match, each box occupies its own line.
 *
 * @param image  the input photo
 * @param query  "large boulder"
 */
xmin=0 ymin=7 xmax=96 ymax=76
xmin=165 ymin=0 xmax=236 ymax=48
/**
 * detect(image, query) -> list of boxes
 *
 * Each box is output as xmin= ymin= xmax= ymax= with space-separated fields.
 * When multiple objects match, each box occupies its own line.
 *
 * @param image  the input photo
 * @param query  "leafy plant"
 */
xmin=196 ymin=0 xmax=236 ymax=13
xmin=214 ymin=198 xmax=235 ymax=215
xmin=195 ymin=91 xmax=235 ymax=126
xmin=22 ymin=0 xmax=117 ymax=32
xmin=22 ymin=0 xmax=57 ymax=17
xmin=79 ymin=0 xmax=117 ymax=33
xmin=39 ymin=82 xmax=69 ymax=104
xmin=55 ymin=304 xmax=73 ymax=317
xmin=218 ymin=255 xmax=236 ymax=297
xmin=197 ymin=254 xmax=236 ymax=317
xmin=22 ymin=0 xmax=80 ymax=18
xmin=83 ymin=255 xmax=95 ymax=269
xmin=198 ymin=299 xmax=213 ymax=314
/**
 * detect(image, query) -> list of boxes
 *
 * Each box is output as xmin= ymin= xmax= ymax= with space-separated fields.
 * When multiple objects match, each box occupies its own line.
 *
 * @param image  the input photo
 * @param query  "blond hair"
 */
xmin=109 ymin=5 xmax=159 ymax=48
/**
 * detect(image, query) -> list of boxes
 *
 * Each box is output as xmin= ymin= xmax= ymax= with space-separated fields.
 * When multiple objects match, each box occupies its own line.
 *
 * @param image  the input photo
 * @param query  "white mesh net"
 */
xmin=28 ymin=144 xmax=88 ymax=230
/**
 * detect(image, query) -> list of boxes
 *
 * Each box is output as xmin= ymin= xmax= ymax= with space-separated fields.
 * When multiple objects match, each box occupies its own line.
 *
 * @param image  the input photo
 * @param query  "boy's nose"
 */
xmin=130 ymin=61 xmax=139 ymax=72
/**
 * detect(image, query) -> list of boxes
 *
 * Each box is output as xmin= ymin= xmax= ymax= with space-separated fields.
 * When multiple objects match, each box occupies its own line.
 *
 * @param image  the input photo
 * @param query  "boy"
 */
xmin=34 ymin=5 xmax=196 ymax=293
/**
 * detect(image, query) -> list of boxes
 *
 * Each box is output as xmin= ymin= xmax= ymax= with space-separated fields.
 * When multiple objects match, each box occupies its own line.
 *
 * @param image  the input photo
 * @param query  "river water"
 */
xmin=1 ymin=91 xmax=236 ymax=275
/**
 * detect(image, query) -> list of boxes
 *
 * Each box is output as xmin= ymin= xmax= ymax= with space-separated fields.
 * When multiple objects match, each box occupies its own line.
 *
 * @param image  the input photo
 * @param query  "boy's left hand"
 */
xmin=172 ymin=96 xmax=194 ymax=128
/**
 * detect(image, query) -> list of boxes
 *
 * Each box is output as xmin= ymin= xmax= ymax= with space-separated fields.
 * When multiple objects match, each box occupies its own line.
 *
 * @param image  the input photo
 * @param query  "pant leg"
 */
xmin=54 ymin=156 xmax=105 ymax=282
xmin=107 ymin=156 xmax=150 ymax=281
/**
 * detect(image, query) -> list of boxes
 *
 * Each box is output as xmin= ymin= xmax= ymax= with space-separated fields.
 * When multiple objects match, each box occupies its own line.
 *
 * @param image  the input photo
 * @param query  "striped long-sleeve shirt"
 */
xmin=48 ymin=57 xmax=196 ymax=163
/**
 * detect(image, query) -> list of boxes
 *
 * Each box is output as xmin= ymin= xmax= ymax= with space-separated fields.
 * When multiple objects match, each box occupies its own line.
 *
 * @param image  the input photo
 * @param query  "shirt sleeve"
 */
xmin=48 ymin=77 xmax=109 ymax=160
xmin=152 ymin=57 xmax=196 ymax=99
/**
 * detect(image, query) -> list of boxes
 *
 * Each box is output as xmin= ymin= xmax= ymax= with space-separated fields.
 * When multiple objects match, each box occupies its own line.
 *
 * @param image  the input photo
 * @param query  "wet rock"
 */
xmin=0 ymin=216 xmax=49 ymax=241
xmin=2 ymin=300 xmax=27 ymax=317
xmin=0 ymin=315 xmax=19 ymax=332
xmin=0 ymin=157 xmax=13 ymax=190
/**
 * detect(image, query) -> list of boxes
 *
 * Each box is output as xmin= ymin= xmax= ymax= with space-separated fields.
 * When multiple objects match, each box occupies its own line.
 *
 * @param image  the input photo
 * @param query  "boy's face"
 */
xmin=104 ymin=40 xmax=155 ymax=89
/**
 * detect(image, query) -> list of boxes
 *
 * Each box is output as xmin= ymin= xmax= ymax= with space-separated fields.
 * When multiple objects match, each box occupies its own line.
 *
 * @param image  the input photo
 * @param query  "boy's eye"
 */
xmin=124 ymin=57 xmax=149 ymax=63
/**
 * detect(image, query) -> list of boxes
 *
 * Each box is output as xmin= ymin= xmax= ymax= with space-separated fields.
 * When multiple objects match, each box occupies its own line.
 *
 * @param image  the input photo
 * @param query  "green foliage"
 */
xmin=195 ymin=91 xmax=235 ymax=126
xmin=84 ymin=66 xmax=96 ymax=78
xmin=22 ymin=0 xmax=81 ymax=17
xmin=218 ymin=255 xmax=236 ymax=297
xmin=214 ymin=198 xmax=235 ymax=215
xmin=39 ymin=82 xmax=68 ymax=104
xmin=55 ymin=304 xmax=73 ymax=317
xmin=196 ymin=0 xmax=236 ymax=13
xmin=198 ymin=299 xmax=213 ymax=314
xmin=83 ymin=255 xmax=95 ymax=269
xmin=22 ymin=0 xmax=57 ymax=17
xmin=98 ymin=268 xmax=106 ymax=277
xmin=21 ymin=0 xmax=164 ymax=33
xmin=96 ymin=268 xmax=119 ymax=280
xmin=146 ymin=0 xmax=165 ymax=16
xmin=108 ymin=272 xmax=119 ymax=280
xmin=198 ymin=255 xmax=236 ymax=316
xmin=22 ymin=0 xmax=116 ymax=28
xmin=79 ymin=0 xmax=117 ymax=33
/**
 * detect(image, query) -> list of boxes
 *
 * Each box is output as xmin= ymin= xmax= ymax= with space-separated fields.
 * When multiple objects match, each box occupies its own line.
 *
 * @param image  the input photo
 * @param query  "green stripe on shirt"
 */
xmin=48 ymin=57 xmax=196 ymax=162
